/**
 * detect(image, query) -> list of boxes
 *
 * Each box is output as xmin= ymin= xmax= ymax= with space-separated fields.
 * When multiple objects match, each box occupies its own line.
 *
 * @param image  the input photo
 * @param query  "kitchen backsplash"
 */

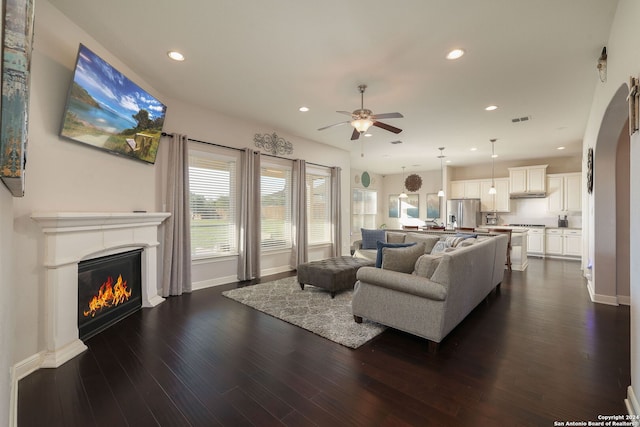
xmin=483 ymin=197 xmax=582 ymax=228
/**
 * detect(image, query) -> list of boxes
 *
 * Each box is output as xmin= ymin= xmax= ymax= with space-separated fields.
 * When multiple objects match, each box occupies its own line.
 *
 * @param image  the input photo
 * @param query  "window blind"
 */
xmin=188 ymin=150 xmax=237 ymax=258
xmin=261 ymin=165 xmax=292 ymax=250
xmin=306 ymin=172 xmax=331 ymax=244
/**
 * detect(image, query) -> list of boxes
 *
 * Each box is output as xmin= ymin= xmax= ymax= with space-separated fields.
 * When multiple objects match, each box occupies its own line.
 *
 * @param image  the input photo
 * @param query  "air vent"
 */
xmin=511 ymin=116 xmax=531 ymax=123
xmin=389 ymin=140 xmax=403 ymax=145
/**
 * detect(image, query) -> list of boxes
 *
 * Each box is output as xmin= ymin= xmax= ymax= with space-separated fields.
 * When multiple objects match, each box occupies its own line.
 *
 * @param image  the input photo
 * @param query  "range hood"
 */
xmin=509 ymin=192 xmax=546 ymax=199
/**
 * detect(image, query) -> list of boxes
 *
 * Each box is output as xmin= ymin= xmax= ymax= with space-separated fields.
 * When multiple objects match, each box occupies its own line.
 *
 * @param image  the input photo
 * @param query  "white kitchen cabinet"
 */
xmin=545 ymin=228 xmax=581 ymax=259
xmin=450 ymin=181 xmax=465 ymax=198
xmin=547 ymin=173 xmax=581 ymax=212
xmin=480 ymin=178 xmax=511 ymax=212
xmin=494 ymin=178 xmax=510 ymax=212
xmin=480 ymin=180 xmax=493 ymax=211
xmin=509 ymin=165 xmax=548 ymax=194
xmin=449 ymin=180 xmax=481 ymax=199
xmin=527 ymin=229 xmax=545 ymax=255
xmin=563 ymin=229 xmax=582 ymax=256
xmin=545 ymin=229 xmax=563 ymax=255
xmin=564 ymin=174 xmax=581 ymax=211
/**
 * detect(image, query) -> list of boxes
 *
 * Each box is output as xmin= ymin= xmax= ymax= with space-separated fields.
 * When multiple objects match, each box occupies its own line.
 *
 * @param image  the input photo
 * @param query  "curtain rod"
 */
xmin=161 ymin=132 xmax=335 ymax=169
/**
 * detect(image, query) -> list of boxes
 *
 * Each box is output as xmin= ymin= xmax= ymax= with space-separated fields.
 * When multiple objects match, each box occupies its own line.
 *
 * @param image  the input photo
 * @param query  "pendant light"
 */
xmin=399 ymin=166 xmax=408 ymax=199
xmin=437 ymin=147 xmax=445 ymax=197
xmin=489 ymin=139 xmax=497 ymax=195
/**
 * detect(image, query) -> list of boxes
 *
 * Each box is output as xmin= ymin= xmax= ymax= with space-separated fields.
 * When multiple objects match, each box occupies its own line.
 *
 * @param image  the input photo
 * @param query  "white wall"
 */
xmin=10 ymin=0 xmax=352 ymax=371
xmin=10 ymin=1 xmax=162 ymax=367
xmin=581 ymin=0 xmax=640 ymax=410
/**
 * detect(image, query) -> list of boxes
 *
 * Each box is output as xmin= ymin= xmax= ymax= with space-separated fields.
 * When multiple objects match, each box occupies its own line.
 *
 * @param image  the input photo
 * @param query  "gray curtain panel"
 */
xmin=330 ymin=166 xmax=342 ymax=257
xmin=162 ymin=133 xmax=192 ymax=296
xmin=237 ymin=148 xmax=261 ymax=280
xmin=291 ymin=159 xmax=308 ymax=267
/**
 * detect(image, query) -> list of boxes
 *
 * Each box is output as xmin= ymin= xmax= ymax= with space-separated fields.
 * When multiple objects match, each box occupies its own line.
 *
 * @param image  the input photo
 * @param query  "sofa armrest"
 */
xmin=356 ymin=267 xmax=447 ymax=301
xmin=352 ymin=240 xmax=363 ymax=250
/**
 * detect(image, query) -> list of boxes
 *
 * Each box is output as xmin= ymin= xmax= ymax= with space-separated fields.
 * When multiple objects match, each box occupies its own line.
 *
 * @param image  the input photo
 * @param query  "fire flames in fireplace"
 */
xmin=83 ymin=274 xmax=132 ymax=318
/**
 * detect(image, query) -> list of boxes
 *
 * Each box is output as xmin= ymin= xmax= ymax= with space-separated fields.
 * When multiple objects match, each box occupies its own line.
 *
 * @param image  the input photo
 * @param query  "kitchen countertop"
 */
xmin=475 ymin=226 xmax=530 ymax=233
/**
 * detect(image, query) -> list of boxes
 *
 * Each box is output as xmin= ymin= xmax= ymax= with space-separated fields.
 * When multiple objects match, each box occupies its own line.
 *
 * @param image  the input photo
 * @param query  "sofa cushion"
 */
xmin=386 ymin=232 xmax=406 ymax=244
xmin=405 ymin=233 xmax=440 ymax=254
xmin=445 ymin=235 xmax=467 ymax=247
xmin=361 ymin=228 xmax=386 ymax=249
xmin=458 ymin=238 xmax=477 ymax=247
xmin=375 ymin=241 xmax=416 ymax=268
xmin=381 ymin=242 xmax=425 ymax=273
xmin=431 ymin=241 xmax=452 ymax=254
xmin=414 ymin=254 xmax=443 ymax=279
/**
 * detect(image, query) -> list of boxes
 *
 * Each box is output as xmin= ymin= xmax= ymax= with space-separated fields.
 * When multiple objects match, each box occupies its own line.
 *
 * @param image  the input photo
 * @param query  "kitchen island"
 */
xmin=475 ymin=226 xmax=529 ymax=271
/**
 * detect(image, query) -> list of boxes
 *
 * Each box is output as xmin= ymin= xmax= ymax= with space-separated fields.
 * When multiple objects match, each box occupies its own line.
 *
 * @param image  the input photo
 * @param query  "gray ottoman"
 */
xmin=297 ymin=256 xmax=375 ymax=298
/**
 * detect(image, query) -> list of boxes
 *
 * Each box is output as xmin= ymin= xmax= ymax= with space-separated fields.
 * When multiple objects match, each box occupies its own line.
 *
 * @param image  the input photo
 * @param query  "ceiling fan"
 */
xmin=318 ymin=84 xmax=403 ymax=140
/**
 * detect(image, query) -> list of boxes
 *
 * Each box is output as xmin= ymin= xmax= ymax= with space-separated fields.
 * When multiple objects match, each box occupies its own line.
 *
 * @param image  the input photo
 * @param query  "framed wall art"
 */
xmin=389 ymin=194 xmax=419 ymax=219
xmin=0 ymin=0 xmax=35 ymax=197
xmin=426 ymin=193 xmax=441 ymax=219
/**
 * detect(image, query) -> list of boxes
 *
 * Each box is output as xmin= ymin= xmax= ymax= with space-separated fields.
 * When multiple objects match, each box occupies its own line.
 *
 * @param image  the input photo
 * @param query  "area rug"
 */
xmin=222 ymin=276 xmax=386 ymax=349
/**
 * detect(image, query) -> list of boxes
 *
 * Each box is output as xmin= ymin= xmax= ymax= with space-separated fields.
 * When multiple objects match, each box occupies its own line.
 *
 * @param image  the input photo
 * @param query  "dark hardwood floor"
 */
xmin=18 ymin=258 xmax=630 ymax=426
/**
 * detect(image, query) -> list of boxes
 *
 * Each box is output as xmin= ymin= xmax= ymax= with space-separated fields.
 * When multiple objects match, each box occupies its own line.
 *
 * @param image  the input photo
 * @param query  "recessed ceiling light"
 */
xmin=491 ymin=154 xmax=499 ymax=158
xmin=446 ymin=160 xmax=452 ymax=163
xmin=364 ymin=133 xmax=372 ymax=137
xmin=485 ymin=105 xmax=499 ymax=111
xmin=298 ymin=106 xmax=309 ymax=112
xmin=557 ymin=146 xmax=566 ymax=150
xmin=446 ymin=49 xmax=465 ymax=60
xmin=167 ymin=51 xmax=185 ymax=61
xmin=470 ymin=147 xmax=477 ymax=151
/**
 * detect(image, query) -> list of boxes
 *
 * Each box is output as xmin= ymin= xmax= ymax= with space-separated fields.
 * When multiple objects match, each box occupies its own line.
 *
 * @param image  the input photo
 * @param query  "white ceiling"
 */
xmin=47 ymin=0 xmax=618 ymax=175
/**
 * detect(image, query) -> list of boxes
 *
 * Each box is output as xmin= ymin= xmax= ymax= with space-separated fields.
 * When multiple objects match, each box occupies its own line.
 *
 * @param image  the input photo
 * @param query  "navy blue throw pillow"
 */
xmin=375 ymin=241 xmax=417 ymax=268
xmin=361 ymin=228 xmax=386 ymax=250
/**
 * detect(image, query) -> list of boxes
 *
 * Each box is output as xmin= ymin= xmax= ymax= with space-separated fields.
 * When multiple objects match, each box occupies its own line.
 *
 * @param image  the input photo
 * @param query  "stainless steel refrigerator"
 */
xmin=447 ymin=199 xmax=481 ymax=229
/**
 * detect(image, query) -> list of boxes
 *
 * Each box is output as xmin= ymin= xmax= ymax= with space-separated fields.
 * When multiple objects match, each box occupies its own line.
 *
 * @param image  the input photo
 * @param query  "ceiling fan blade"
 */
xmin=336 ymin=110 xmax=354 ymax=116
xmin=350 ymin=128 xmax=361 ymax=140
xmin=317 ymin=121 xmax=350 ymax=131
xmin=373 ymin=121 xmax=403 ymax=134
xmin=371 ymin=112 xmax=403 ymax=119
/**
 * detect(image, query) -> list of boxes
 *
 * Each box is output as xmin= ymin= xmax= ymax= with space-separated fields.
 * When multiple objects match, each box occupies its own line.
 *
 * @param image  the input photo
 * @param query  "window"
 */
xmin=261 ymin=161 xmax=292 ymax=250
xmin=306 ymin=169 xmax=331 ymax=245
xmin=188 ymin=147 xmax=238 ymax=258
xmin=352 ymin=188 xmax=377 ymax=231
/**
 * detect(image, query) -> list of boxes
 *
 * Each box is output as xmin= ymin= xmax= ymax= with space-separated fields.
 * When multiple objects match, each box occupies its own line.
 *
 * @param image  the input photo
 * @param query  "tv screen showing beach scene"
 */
xmin=60 ymin=44 xmax=166 ymax=164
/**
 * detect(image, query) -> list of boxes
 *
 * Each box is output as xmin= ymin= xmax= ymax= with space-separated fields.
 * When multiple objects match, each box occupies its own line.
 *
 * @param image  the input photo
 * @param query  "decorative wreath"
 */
xmin=405 ymin=173 xmax=423 ymax=192
xmin=587 ymin=148 xmax=593 ymax=194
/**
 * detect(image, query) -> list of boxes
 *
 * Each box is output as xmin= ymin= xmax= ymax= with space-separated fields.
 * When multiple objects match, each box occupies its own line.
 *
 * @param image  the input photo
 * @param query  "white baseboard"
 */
xmin=10 ymin=352 xmax=45 ymax=427
xmin=261 ymin=266 xmax=295 ymax=277
xmin=626 ymin=386 xmax=640 ymax=426
xmin=587 ymin=281 xmax=620 ymax=306
xmin=191 ymin=274 xmax=238 ymax=291
xmin=619 ymin=295 xmax=631 ymax=306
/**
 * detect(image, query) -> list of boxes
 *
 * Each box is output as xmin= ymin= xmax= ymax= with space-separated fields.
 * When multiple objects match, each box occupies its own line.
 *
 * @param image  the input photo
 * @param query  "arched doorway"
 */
xmin=592 ymin=84 xmax=631 ymax=303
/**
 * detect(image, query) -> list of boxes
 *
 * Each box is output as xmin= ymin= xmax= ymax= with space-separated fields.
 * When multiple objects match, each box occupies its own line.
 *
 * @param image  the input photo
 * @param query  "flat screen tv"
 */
xmin=60 ymin=44 xmax=166 ymax=164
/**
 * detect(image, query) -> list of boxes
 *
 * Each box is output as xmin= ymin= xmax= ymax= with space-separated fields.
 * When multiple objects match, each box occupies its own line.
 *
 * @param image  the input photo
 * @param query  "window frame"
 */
xmin=306 ymin=166 xmax=332 ymax=246
xmin=187 ymin=145 xmax=240 ymax=260
xmin=260 ymin=158 xmax=294 ymax=252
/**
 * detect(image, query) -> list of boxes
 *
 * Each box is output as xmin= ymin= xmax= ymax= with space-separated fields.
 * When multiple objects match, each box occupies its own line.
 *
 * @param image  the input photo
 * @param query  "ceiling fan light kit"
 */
xmin=318 ymin=84 xmax=403 ymax=140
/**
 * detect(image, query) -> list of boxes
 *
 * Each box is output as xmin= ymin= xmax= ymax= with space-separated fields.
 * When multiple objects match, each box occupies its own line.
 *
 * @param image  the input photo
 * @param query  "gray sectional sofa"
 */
xmin=352 ymin=232 xmax=509 ymax=351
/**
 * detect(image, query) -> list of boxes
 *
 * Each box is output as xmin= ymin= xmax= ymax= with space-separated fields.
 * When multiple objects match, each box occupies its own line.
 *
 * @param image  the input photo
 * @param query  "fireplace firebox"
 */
xmin=78 ymin=249 xmax=142 ymax=340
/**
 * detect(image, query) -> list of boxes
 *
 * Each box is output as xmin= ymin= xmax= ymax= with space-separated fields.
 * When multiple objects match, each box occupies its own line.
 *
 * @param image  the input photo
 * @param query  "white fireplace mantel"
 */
xmin=32 ymin=211 xmax=170 ymax=368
